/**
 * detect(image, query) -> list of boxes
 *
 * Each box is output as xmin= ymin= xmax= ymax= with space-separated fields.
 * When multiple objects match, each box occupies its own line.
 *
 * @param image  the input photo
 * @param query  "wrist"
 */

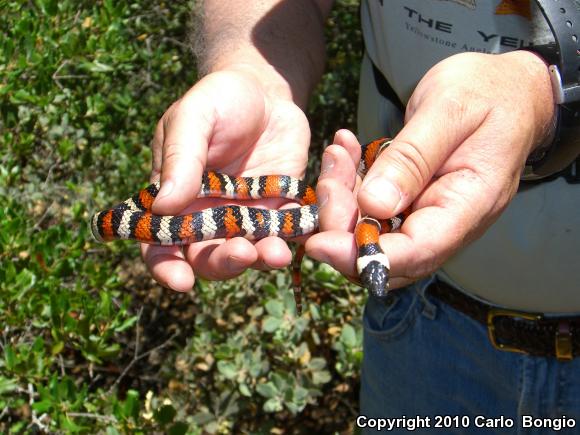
xmin=499 ymin=51 xmax=558 ymax=168
xmin=210 ymin=52 xmax=298 ymax=105
xmin=511 ymin=50 xmax=557 ymax=145
xmin=195 ymin=1 xmax=327 ymax=109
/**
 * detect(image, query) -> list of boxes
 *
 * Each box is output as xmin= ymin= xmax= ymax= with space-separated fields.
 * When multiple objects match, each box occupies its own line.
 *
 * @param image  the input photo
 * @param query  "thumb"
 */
xmin=151 ymin=90 xmax=215 ymax=215
xmin=357 ymin=98 xmax=482 ymax=218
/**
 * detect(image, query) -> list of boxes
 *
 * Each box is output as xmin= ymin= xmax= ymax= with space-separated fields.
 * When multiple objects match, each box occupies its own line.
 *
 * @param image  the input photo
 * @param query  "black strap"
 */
xmin=371 ymin=62 xmax=405 ymax=113
xmin=534 ymin=0 xmax=580 ymax=102
xmin=524 ymin=1 xmax=580 ymax=177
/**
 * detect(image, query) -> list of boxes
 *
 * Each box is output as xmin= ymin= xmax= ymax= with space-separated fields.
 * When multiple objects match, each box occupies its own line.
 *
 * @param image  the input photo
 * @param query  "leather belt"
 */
xmin=427 ymin=280 xmax=580 ymax=361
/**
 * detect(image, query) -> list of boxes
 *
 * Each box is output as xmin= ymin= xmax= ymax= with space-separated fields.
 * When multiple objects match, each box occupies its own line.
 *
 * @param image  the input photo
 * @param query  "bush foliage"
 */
xmin=1 ymin=0 xmax=364 ymax=433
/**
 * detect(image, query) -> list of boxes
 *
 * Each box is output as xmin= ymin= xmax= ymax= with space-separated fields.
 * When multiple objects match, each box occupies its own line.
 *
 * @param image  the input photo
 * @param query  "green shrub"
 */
xmin=1 ymin=0 xmax=364 ymax=432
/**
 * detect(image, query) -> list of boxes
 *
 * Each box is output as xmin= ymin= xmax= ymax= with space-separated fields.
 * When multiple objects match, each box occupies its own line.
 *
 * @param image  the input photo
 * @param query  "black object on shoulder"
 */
xmin=523 ymin=0 xmax=580 ymax=179
xmin=371 ymin=62 xmax=405 ymax=113
xmin=370 ymin=0 xmax=580 ymax=182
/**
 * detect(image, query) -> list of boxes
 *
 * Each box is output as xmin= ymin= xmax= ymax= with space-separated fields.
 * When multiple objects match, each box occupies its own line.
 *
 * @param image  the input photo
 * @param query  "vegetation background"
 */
xmin=1 ymin=0 xmax=366 ymax=433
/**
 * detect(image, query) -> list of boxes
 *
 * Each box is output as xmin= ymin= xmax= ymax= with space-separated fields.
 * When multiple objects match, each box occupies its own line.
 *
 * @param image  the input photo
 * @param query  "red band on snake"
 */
xmin=91 ymin=138 xmax=408 ymax=314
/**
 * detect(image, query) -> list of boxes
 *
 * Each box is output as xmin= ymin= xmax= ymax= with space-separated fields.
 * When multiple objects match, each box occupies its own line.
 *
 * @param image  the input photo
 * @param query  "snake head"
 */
xmin=354 ymin=217 xmax=392 ymax=299
xmin=358 ymin=259 xmax=390 ymax=299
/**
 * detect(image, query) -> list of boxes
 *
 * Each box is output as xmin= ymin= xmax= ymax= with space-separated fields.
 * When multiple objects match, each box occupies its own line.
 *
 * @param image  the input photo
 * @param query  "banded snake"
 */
xmin=91 ymin=138 xmax=408 ymax=313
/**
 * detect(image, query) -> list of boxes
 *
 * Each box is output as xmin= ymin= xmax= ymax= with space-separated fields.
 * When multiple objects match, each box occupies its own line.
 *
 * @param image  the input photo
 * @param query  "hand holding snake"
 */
xmin=307 ymin=52 xmax=557 ymax=291
xmin=92 ymin=133 xmax=406 ymax=313
xmin=141 ymin=68 xmax=312 ymax=292
xmin=94 ymin=51 xmax=557 ymax=311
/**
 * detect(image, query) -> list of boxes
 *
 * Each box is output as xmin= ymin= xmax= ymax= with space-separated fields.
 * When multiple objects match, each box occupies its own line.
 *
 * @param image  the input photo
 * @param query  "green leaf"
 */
xmin=340 ymin=324 xmax=357 ymax=347
xmin=265 ymin=300 xmax=284 ymax=318
xmin=271 ymin=373 xmax=287 ymax=390
xmin=38 ymin=0 xmax=58 ymax=16
xmin=263 ymin=398 xmax=283 ymax=413
xmin=239 ymin=383 xmax=251 ymax=397
xmin=312 ymin=370 xmax=331 ymax=385
xmin=61 ymin=415 xmax=84 ymax=432
xmin=154 ymin=404 xmax=177 ymax=425
xmin=308 ymin=357 xmax=326 ymax=371
xmin=256 ymin=382 xmax=278 ymax=399
xmin=10 ymin=89 xmax=35 ymax=103
xmin=216 ymin=361 xmax=238 ymax=380
xmin=192 ymin=411 xmax=215 ymax=425
xmin=51 ymin=341 xmax=65 ymax=355
xmin=15 ymin=268 xmax=35 ymax=297
xmin=97 ymin=343 xmax=121 ymax=359
xmin=32 ymin=399 xmax=53 ymax=413
xmin=4 ymin=346 xmax=15 ymax=371
xmin=293 ymin=386 xmax=309 ymax=401
xmin=205 ymin=421 xmax=219 ymax=434
xmin=113 ymin=315 xmax=138 ymax=332
xmin=168 ymin=422 xmax=189 ymax=435
xmin=262 ymin=316 xmax=282 ymax=333
xmin=0 ymin=377 xmax=18 ymax=395
xmin=84 ymin=61 xmax=114 ymax=73
xmin=309 ymin=303 xmax=321 ymax=321
xmin=123 ymin=390 xmax=140 ymax=421
xmin=261 ymin=282 xmax=277 ymax=294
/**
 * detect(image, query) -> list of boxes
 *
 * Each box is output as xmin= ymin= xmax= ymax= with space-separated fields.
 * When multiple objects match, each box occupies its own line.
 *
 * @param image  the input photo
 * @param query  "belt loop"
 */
xmin=563 ymin=156 xmax=580 ymax=183
xmin=418 ymin=276 xmax=437 ymax=320
xmin=556 ymin=320 xmax=574 ymax=361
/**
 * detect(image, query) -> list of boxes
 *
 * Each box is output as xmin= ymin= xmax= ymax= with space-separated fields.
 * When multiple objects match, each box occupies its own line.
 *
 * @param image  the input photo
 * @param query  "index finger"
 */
xmin=151 ymin=89 xmax=215 ymax=215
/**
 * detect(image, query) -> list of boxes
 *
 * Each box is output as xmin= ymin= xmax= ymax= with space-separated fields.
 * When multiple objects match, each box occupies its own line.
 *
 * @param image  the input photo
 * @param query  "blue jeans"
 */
xmin=359 ymin=277 xmax=580 ymax=434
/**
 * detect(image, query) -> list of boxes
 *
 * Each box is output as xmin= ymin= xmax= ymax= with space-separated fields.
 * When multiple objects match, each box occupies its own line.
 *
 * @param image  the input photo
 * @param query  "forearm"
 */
xmin=192 ymin=0 xmax=333 ymax=107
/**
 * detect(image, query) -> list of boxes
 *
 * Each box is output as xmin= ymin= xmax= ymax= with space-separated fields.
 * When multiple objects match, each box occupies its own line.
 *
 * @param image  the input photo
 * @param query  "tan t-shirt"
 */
xmin=359 ymin=0 xmax=580 ymax=313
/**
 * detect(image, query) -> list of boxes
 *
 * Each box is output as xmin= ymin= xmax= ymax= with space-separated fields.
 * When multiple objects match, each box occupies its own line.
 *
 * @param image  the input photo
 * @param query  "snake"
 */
xmin=91 ymin=138 xmax=409 ymax=314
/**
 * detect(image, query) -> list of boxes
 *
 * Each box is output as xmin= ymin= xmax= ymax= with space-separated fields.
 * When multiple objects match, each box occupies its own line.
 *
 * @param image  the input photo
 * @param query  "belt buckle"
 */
xmin=556 ymin=320 xmax=574 ymax=361
xmin=487 ymin=308 xmax=542 ymax=355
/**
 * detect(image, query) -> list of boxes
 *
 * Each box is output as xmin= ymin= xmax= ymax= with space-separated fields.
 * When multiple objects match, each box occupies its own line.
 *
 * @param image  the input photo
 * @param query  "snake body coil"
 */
xmin=91 ymin=138 xmax=407 ymax=313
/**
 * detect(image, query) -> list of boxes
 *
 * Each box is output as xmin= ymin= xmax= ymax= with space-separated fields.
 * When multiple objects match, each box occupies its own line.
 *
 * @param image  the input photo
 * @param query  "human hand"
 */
xmin=142 ymin=67 xmax=310 ymax=291
xmin=306 ymin=51 xmax=556 ymax=288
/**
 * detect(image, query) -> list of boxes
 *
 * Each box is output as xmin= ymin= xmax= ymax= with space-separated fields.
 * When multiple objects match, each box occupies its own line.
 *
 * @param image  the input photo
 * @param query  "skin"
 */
xmin=142 ymin=0 xmax=334 ymax=291
xmin=307 ymin=51 xmax=556 ymax=288
xmin=143 ymin=1 xmax=555 ymax=293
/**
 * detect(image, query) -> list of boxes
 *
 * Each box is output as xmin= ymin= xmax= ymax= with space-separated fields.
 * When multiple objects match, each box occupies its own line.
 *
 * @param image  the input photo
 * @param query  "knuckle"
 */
xmin=405 ymin=247 xmax=441 ymax=281
xmin=162 ymin=102 xmax=180 ymax=129
xmin=438 ymin=87 xmax=473 ymax=120
xmin=152 ymin=120 xmax=165 ymax=153
xmin=162 ymin=141 xmax=183 ymax=164
xmin=386 ymin=141 xmax=432 ymax=189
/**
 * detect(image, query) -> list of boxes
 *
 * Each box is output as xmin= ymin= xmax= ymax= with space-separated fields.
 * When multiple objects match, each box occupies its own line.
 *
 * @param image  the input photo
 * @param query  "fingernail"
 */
xmin=227 ymin=255 xmax=245 ymax=273
xmin=361 ymin=177 xmax=401 ymax=213
xmin=320 ymin=152 xmax=335 ymax=175
xmin=156 ymin=180 xmax=174 ymax=200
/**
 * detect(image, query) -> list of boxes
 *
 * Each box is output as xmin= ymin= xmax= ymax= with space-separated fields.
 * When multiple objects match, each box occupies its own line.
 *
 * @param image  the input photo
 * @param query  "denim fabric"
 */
xmin=359 ymin=277 xmax=580 ymax=434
